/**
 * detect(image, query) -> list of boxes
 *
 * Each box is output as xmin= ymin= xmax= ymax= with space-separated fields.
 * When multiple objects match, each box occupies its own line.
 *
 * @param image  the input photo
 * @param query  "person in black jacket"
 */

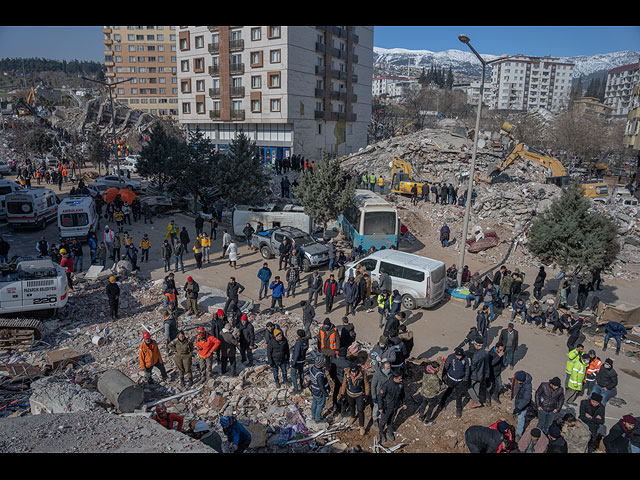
xmin=604 ymin=415 xmax=638 ymax=453
xmin=278 ymin=237 xmax=292 ymax=270
xmin=383 ymin=311 xmax=404 ymax=339
xmin=224 ymin=277 xmax=245 ymax=314
xmin=546 ymin=424 xmax=568 ymax=453
xmin=337 ymin=316 xmax=356 ymax=350
xmin=180 ymin=227 xmax=190 ymax=256
xmin=593 ymin=357 xmax=618 ymax=405
xmin=106 ymin=276 xmax=120 ymax=319
xmin=579 ymin=392 xmax=606 ymax=452
xmin=267 ymin=329 xmax=290 ymax=388
xmin=487 ymin=342 xmax=505 ymax=405
xmin=533 ymin=266 xmax=546 ymax=300
xmin=440 ymin=347 xmax=469 ymax=419
xmin=290 ymin=329 xmax=309 ymax=393
xmin=238 ymin=314 xmax=256 ymax=367
xmin=329 ymin=348 xmax=353 ymax=416
xmin=468 ymin=339 xmax=490 ymax=408
xmin=377 ymin=371 xmax=407 ymax=443
xmin=465 ymin=425 xmax=509 ymax=453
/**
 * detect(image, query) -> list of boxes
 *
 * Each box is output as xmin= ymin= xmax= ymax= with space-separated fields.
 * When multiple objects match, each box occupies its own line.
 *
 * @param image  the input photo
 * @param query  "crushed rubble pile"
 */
xmin=0 ymin=274 xmax=379 ymax=452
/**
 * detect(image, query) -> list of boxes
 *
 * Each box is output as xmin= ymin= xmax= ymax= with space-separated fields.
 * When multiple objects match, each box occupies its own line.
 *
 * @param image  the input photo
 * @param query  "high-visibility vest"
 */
xmin=201 ymin=236 xmax=210 ymax=247
xmin=369 ymin=174 xmax=376 ymax=184
xmin=123 ymin=236 xmax=133 ymax=247
xmin=586 ymin=358 xmax=602 ymax=381
xmin=565 ymin=348 xmax=580 ymax=375
xmin=104 ymin=230 xmax=114 ymax=243
xmin=568 ymin=359 xmax=588 ymax=391
xmin=165 ymin=292 xmax=176 ymax=306
xmin=319 ymin=327 xmax=338 ymax=351
xmin=362 ymin=173 xmax=367 ymax=183
xmin=140 ymin=239 xmax=151 ymax=249
xmin=377 ymin=294 xmax=391 ymax=309
xmin=377 ymin=177 xmax=385 ymax=186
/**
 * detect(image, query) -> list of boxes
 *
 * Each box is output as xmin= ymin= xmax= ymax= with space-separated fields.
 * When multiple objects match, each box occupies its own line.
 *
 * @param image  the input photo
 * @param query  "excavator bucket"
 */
xmin=487 ymin=161 xmax=501 ymax=177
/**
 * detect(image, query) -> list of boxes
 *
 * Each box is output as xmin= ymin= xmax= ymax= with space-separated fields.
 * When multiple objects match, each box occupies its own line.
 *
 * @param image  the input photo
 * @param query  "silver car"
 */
xmin=95 ymin=175 xmax=142 ymax=192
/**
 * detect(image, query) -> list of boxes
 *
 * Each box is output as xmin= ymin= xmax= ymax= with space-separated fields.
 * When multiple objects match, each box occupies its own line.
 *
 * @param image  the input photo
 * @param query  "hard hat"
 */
xmin=59 ymin=248 xmax=67 ymax=254
xmin=191 ymin=420 xmax=209 ymax=433
xmin=142 ymin=331 xmax=151 ymax=339
xmin=219 ymin=416 xmax=231 ymax=427
xmin=155 ymin=403 xmax=167 ymax=414
xmin=109 ymin=276 xmax=116 ymax=283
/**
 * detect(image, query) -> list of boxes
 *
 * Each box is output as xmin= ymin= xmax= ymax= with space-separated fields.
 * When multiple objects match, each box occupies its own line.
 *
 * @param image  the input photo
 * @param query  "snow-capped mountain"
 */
xmin=373 ymin=46 xmax=640 ymax=82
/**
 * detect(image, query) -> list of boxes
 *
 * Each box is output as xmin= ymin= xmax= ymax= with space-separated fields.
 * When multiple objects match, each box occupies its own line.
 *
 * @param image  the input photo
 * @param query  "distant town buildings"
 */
xmin=623 ymin=59 xmax=640 ymax=151
xmin=605 ymin=61 xmax=640 ymax=119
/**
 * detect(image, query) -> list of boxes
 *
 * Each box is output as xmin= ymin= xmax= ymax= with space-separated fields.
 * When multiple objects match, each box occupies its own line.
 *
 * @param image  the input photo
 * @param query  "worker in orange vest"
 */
xmin=317 ymin=318 xmax=340 ymax=369
xmin=152 ymin=403 xmax=183 ymax=431
xmin=585 ymin=349 xmax=603 ymax=397
xmin=196 ymin=327 xmax=221 ymax=383
xmin=62 ymin=167 xmax=68 ymax=182
xmin=138 ymin=331 xmax=168 ymax=383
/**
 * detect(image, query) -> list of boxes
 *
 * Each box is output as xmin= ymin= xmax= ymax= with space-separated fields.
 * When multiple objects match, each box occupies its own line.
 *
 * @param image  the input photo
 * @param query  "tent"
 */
xmin=102 ymin=188 xmax=138 ymax=204
xmin=595 ymin=302 xmax=640 ymax=328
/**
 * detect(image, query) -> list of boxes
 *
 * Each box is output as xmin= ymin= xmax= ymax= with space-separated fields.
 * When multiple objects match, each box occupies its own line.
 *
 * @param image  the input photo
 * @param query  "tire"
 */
xmin=402 ymin=294 xmax=417 ymax=310
xmin=302 ymin=259 xmax=311 ymax=272
xmin=260 ymin=245 xmax=274 ymax=259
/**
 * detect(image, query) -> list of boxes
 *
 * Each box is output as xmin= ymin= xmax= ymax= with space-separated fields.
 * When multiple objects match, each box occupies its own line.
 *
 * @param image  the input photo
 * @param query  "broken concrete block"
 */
xmin=29 ymin=376 xmax=105 ymax=414
xmin=46 ymin=347 xmax=81 ymax=370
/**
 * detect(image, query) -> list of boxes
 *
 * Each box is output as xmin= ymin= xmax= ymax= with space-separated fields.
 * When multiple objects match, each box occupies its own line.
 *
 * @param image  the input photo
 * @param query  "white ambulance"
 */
xmin=0 ymin=179 xmax=24 ymax=219
xmin=0 ymin=257 xmax=69 ymax=315
xmin=57 ymin=195 xmax=100 ymax=242
xmin=5 ymin=188 xmax=59 ymax=230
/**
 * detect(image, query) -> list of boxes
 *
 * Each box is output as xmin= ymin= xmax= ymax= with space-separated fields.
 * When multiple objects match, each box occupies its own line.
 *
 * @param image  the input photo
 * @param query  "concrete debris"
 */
xmin=29 ymin=376 xmax=105 ymax=415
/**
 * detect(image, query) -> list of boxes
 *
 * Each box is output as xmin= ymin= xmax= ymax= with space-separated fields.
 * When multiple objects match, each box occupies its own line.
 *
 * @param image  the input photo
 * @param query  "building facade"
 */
xmin=624 ymin=59 xmax=640 ymax=151
xmin=102 ymin=26 xmax=179 ymax=118
xmin=605 ymin=61 xmax=640 ymax=119
xmin=487 ymin=55 xmax=574 ymax=112
xmin=176 ymin=26 xmax=373 ymax=163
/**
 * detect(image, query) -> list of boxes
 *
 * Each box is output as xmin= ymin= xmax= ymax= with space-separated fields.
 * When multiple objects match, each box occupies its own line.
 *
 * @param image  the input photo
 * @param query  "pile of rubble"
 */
xmin=0 ymin=270 xmax=377 ymax=453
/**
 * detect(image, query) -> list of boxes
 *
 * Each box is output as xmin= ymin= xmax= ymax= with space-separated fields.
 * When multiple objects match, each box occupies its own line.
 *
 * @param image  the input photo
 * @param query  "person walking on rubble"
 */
xmin=139 ymin=331 xmax=168 ymax=384
xmin=196 ymin=326 xmax=221 ymax=383
xmin=169 ymin=330 xmax=194 ymax=387
xmin=106 ymin=275 xmax=120 ymax=320
xmin=267 ymin=328 xmax=290 ymax=388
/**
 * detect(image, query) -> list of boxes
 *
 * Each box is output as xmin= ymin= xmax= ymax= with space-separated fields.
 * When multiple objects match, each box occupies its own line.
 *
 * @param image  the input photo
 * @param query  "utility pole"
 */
xmin=81 ymin=76 xmax=133 ymax=181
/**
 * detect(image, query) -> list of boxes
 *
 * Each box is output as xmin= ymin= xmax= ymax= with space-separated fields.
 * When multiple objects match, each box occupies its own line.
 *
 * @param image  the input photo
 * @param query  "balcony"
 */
xmin=209 ymin=88 xmax=220 ymax=98
xmin=208 ymin=26 xmax=219 ymax=31
xmin=229 ymin=39 xmax=244 ymax=52
xmin=209 ymin=110 xmax=221 ymax=120
xmin=314 ymin=110 xmax=325 ymax=119
xmin=315 ymin=65 xmax=326 ymax=76
xmin=315 ymin=88 xmax=325 ymax=98
xmin=315 ymin=42 xmax=326 ymax=53
xmin=231 ymin=109 xmax=245 ymax=120
xmin=230 ymin=63 xmax=244 ymax=75
xmin=208 ymin=42 xmax=219 ymax=54
xmin=209 ymin=65 xmax=219 ymax=76
xmin=230 ymin=86 xmax=245 ymax=97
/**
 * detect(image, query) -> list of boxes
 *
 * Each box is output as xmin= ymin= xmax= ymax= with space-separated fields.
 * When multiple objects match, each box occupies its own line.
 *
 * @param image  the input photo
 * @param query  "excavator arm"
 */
xmin=486 ymin=143 xmax=568 ymax=184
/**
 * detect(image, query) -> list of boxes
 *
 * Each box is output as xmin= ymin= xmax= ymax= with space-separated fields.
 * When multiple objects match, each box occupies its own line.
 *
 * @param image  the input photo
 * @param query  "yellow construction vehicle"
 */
xmin=484 ymin=143 xmax=609 ymax=199
xmin=395 ymin=121 xmax=415 ymax=136
xmin=390 ymin=157 xmax=425 ymax=195
xmin=14 ymin=87 xmax=37 ymax=116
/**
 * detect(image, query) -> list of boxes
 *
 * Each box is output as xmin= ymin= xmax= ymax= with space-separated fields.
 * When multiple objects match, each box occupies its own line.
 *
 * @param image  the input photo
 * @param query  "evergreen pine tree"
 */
xmin=137 ymin=123 xmax=184 ymax=190
xmin=527 ymin=183 xmax=620 ymax=305
xmin=292 ymin=154 xmax=356 ymax=231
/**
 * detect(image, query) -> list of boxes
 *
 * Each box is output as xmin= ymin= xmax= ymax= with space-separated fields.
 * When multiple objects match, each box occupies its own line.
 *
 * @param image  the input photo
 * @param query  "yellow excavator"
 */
xmin=482 ymin=143 xmax=609 ymax=200
xmin=14 ymin=87 xmax=37 ymax=116
xmin=390 ymin=157 xmax=425 ymax=195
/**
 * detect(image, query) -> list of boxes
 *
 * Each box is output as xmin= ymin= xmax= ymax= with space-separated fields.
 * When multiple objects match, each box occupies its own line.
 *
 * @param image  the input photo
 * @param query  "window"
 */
xmin=181 ymin=80 xmax=191 ymax=93
xmin=194 ymin=57 xmax=204 ymax=72
xmin=60 ymin=213 xmax=89 ymax=228
xmin=270 ymin=99 xmax=281 ymax=112
xmin=363 ymin=212 xmax=396 ymax=235
xmin=251 ymin=75 xmax=261 ymax=88
xmin=251 ymin=27 xmax=261 ymax=41
xmin=181 ymin=60 xmax=189 ymax=72
xmin=180 ymin=38 xmax=188 ymax=50
xmin=182 ymin=102 xmax=191 ymax=114
xmin=358 ymin=258 xmax=378 ymax=272
xmin=196 ymin=80 xmax=204 ymax=91
xmin=196 ymin=101 xmax=205 ymax=114
xmin=195 ymin=35 xmax=204 ymax=48
xmin=270 ymin=49 xmax=281 ymax=63
xmin=251 ymin=99 xmax=261 ymax=112
xmin=250 ymin=51 xmax=262 ymax=67
xmin=268 ymin=72 xmax=280 ymax=88
xmin=268 ymin=26 xmax=280 ymax=39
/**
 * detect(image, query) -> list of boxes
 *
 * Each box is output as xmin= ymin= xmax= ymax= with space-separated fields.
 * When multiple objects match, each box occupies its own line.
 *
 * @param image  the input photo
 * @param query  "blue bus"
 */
xmin=338 ymin=189 xmax=399 ymax=251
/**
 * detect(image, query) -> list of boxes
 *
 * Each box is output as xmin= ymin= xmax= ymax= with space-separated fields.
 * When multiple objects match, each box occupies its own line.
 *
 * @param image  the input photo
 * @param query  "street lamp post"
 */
xmin=455 ymin=34 xmax=516 ymax=286
xmin=81 ymin=76 xmax=133 ymax=181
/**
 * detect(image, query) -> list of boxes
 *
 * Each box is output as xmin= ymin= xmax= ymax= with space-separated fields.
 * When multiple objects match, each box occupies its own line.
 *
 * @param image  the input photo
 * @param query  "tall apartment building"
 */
xmin=102 ymin=26 xmax=179 ymax=118
xmin=624 ymin=59 xmax=640 ymax=151
xmin=487 ymin=55 xmax=574 ymax=112
xmin=372 ymin=76 xmax=409 ymax=97
xmin=605 ymin=61 xmax=640 ymax=119
xmin=176 ymin=26 xmax=373 ymax=163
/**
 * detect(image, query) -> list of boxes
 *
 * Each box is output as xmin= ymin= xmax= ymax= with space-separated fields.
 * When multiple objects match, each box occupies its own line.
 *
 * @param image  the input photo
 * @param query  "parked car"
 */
xmin=86 ymin=181 xmax=111 ymax=197
xmin=251 ymin=226 xmax=329 ymax=271
xmin=95 ymin=175 xmax=142 ymax=192
xmin=0 ymin=161 xmax=12 ymax=175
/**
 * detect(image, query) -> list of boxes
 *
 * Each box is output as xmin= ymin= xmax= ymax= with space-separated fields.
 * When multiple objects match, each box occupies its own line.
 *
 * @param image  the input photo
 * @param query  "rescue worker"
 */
xmin=162 ymin=307 xmax=178 ymax=346
xmin=168 ymin=330 xmax=194 ymax=387
xmin=220 ymin=415 xmax=252 ymax=453
xmin=585 ymin=350 xmax=603 ymax=397
xmin=152 ymin=403 xmax=183 ymax=431
xmin=418 ymin=360 xmax=446 ymax=426
xmin=318 ymin=318 xmax=340 ymax=370
xmin=184 ymin=276 xmax=200 ymax=316
xmin=139 ymin=233 xmax=151 ymax=263
xmin=105 ymin=275 xmax=120 ymax=319
xmin=59 ymin=248 xmax=74 ymax=291
xmin=167 ymin=219 xmax=179 ymax=243
xmin=138 ymin=331 xmax=168 ymax=384
xmin=338 ymin=364 xmax=370 ymax=436
xmin=196 ymin=326 xmax=221 ymax=383
xmin=377 ymin=290 xmax=392 ymax=329
xmin=368 ymin=172 xmax=376 ymax=191
xmin=377 ymin=175 xmax=385 ymax=194
xmin=377 ymin=371 xmax=407 ymax=443
xmin=565 ymin=353 xmax=590 ymax=406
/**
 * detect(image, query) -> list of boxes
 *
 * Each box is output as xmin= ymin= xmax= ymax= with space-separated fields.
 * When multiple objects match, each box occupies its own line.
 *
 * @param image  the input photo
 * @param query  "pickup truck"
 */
xmin=251 ymin=226 xmax=329 ymax=272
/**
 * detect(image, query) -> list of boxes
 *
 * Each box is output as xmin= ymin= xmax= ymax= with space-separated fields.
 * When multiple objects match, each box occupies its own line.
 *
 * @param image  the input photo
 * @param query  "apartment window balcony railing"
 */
xmin=316 ymin=26 xmax=326 ymax=32
xmin=315 ymin=65 xmax=326 ymax=76
xmin=230 ymin=86 xmax=245 ymax=97
xmin=352 ymin=73 xmax=358 ymax=83
xmin=351 ymin=33 xmax=359 ymax=44
xmin=332 ymin=26 xmax=347 ymax=38
xmin=315 ymin=42 xmax=326 ymax=53
xmin=331 ymin=69 xmax=346 ymax=80
xmin=230 ymin=63 xmax=244 ymax=74
xmin=229 ymin=39 xmax=244 ymax=52
xmin=315 ymin=88 xmax=325 ymax=98
xmin=209 ymin=65 xmax=220 ymax=76
xmin=314 ymin=110 xmax=325 ymax=119
xmin=209 ymin=88 xmax=220 ymax=98
xmin=329 ymin=111 xmax=346 ymax=121
xmin=208 ymin=42 xmax=219 ymax=54
xmin=330 ymin=90 xmax=346 ymax=101
xmin=352 ymin=53 xmax=358 ymax=63
xmin=208 ymin=26 xmax=219 ymax=32
xmin=209 ymin=110 xmax=221 ymax=120
xmin=231 ymin=109 xmax=245 ymax=120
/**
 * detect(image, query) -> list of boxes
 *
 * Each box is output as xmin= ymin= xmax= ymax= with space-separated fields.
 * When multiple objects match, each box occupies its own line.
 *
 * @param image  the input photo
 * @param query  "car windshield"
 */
xmin=293 ymin=234 xmax=315 ymax=247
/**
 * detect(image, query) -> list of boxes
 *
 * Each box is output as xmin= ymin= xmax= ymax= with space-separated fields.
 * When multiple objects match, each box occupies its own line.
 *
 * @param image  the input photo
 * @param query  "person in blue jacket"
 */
xmin=270 ymin=276 xmax=285 ymax=312
xmin=220 ymin=415 xmax=251 ymax=453
xmin=257 ymin=262 xmax=272 ymax=300
xmin=603 ymin=321 xmax=627 ymax=355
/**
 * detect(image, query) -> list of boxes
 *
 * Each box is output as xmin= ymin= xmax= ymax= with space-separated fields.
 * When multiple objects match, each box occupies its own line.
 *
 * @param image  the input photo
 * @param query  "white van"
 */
xmin=5 ymin=188 xmax=58 ymax=230
xmin=232 ymin=203 xmax=313 ymax=237
xmin=0 ymin=179 xmax=24 ymax=219
xmin=345 ymin=250 xmax=446 ymax=309
xmin=57 ymin=196 xmax=99 ymax=242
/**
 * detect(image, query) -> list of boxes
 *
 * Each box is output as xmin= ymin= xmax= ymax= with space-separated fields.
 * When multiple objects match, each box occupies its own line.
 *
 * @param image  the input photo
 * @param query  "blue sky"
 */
xmin=0 ymin=26 xmax=638 ymax=62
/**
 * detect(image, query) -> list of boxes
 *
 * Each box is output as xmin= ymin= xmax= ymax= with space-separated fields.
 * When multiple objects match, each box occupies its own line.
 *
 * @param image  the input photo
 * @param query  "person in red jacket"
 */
xmin=323 ymin=274 xmax=338 ymax=313
xmin=152 ymin=403 xmax=183 ymax=431
xmin=59 ymin=248 xmax=74 ymax=290
xmin=196 ymin=327 xmax=221 ymax=383
xmin=489 ymin=420 xmax=516 ymax=453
